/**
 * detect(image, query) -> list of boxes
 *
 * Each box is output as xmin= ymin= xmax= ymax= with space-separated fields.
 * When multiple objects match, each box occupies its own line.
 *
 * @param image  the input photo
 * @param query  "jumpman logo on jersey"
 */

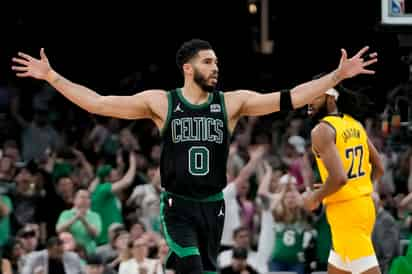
xmin=174 ymin=103 xmax=183 ymax=113
xmin=218 ymin=207 xmax=224 ymax=217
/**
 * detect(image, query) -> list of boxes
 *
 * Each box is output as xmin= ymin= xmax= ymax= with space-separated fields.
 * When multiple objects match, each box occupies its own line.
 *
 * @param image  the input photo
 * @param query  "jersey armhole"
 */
xmin=319 ymin=120 xmax=337 ymax=144
xmin=160 ymin=91 xmax=173 ymax=136
xmin=219 ymin=92 xmax=232 ymax=136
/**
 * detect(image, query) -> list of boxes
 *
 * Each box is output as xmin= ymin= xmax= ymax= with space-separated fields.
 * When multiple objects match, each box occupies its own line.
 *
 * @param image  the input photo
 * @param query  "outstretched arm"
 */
xmin=12 ymin=49 xmax=167 ymax=124
xmin=111 ymin=152 xmax=137 ymax=194
xmin=224 ymin=47 xmax=377 ymax=129
xmin=302 ymin=122 xmax=348 ymax=211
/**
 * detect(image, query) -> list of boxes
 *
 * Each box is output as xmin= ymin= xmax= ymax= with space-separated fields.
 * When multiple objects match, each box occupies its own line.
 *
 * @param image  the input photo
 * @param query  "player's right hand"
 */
xmin=12 ymin=48 xmax=52 ymax=80
xmin=302 ymin=187 xmax=320 ymax=211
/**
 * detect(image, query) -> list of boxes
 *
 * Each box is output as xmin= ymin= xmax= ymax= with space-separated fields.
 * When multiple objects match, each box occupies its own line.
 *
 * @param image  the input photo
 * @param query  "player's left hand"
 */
xmin=335 ymin=46 xmax=378 ymax=81
xmin=302 ymin=188 xmax=321 ymax=211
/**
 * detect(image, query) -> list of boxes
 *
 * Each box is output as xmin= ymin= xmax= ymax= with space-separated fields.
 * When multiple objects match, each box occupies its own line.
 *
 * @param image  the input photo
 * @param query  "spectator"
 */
xmin=41 ymin=175 xmax=75 ymax=239
xmin=309 ymin=206 xmax=332 ymax=272
xmin=221 ymin=145 xmax=267 ymax=249
xmin=128 ymin=220 xmax=146 ymax=242
xmin=284 ymin=135 xmax=310 ymax=192
xmin=85 ymin=253 xmax=112 ymax=274
xmin=3 ymin=238 xmax=26 ymax=274
xmin=372 ymin=192 xmax=400 ymax=274
xmin=56 ymin=189 xmax=102 ymax=255
xmin=0 ymin=155 xmax=17 ymax=195
xmin=11 ymin=99 xmax=61 ymax=163
xmin=2 ymin=140 xmax=21 ymax=165
xmin=119 ymin=237 xmax=162 ymax=274
xmin=16 ymin=224 xmax=42 ymax=254
xmin=126 ymin=163 xmax=161 ymax=232
xmin=90 ymin=152 xmax=137 ymax=245
xmin=218 ymin=227 xmax=264 ymax=273
xmin=258 ymin=172 xmax=310 ymax=274
xmin=219 ymin=247 xmax=258 ymax=274
xmin=21 ymin=236 xmax=84 ymax=274
xmin=59 ymin=232 xmax=77 ymax=252
xmin=9 ymin=161 xmax=42 ymax=233
xmin=105 ymin=229 xmax=130 ymax=272
xmin=0 ymin=252 xmax=12 ymax=274
xmin=0 ymin=193 xmax=12 ymax=248
xmin=95 ymin=223 xmax=124 ymax=264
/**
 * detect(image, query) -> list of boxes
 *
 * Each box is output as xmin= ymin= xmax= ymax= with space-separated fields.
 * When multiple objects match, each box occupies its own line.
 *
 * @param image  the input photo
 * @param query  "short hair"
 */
xmin=86 ymin=254 xmax=104 ymax=266
xmin=176 ymin=39 xmax=213 ymax=74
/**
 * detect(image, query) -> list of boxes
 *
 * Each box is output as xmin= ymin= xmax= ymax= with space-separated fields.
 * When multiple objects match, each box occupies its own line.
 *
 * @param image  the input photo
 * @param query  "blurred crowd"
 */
xmin=0 ymin=79 xmax=410 ymax=274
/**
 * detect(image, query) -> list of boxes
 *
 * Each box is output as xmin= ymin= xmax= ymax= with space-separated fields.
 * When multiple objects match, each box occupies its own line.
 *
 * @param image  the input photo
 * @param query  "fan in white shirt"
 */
xmin=221 ymin=144 xmax=268 ymax=248
xmin=119 ymin=238 xmax=162 ymax=274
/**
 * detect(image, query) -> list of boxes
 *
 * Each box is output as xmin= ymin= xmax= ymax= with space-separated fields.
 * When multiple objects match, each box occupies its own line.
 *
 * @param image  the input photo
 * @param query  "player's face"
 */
xmin=191 ymin=50 xmax=219 ymax=92
xmin=307 ymin=94 xmax=328 ymax=121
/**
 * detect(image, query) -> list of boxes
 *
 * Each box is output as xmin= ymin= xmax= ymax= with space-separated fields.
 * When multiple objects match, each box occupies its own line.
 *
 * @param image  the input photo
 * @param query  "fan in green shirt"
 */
xmin=0 ymin=195 xmax=12 ymax=247
xmin=56 ymin=189 xmax=101 ymax=254
xmin=90 ymin=152 xmax=137 ymax=245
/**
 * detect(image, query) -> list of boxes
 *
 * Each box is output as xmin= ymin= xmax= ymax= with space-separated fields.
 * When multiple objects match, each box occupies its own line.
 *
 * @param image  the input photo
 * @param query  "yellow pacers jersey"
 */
xmin=314 ymin=114 xmax=373 ymax=204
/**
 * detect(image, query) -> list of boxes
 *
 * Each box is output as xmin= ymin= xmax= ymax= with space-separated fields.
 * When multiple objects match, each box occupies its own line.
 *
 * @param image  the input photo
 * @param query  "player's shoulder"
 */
xmin=311 ymin=121 xmax=335 ymax=142
xmin=138 ymin=89 xmax=169 ymax=105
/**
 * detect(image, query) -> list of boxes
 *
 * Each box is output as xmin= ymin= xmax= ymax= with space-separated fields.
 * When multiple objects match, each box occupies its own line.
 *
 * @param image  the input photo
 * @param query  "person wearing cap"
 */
xmin=16 ymin=224 xmax=42 ymax=253
xmin=284 ymin=135 xmax=312 ymax=192
xmin=303 ymin=80 xmax=384 ymax=274
xmin=21 ymin=236 xmax=84 ymax=274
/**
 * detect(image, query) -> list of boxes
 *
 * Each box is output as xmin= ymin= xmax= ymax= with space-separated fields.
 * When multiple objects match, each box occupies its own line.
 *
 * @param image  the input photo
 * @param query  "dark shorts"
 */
xmin=160 ymin=191 xmax=225 ymax=273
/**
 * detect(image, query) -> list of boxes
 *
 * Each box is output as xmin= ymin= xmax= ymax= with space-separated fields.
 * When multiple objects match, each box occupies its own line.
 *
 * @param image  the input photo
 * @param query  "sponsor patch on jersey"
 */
xmin=210 ymin=104 xmax=221 ymax=113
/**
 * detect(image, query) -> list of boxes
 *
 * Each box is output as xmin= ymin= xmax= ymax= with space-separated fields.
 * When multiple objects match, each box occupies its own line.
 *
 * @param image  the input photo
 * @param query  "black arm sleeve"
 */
xmin=280 ymin=89 xmax=293 ymax=111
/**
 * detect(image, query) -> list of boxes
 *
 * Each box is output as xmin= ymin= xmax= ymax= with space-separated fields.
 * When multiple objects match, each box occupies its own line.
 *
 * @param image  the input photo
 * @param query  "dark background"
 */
xmin=0 ymin=0 xmax=410 ymax=112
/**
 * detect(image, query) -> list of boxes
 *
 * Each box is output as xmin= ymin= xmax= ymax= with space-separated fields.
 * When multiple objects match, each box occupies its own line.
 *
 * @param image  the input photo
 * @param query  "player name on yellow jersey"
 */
xmin=342 ymin=127 xmax=361 ymax=143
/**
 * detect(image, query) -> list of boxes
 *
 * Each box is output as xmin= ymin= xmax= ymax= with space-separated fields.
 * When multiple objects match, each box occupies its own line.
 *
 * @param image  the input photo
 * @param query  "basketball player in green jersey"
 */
xmin=12 ymin=39 xmax=377 ymax=274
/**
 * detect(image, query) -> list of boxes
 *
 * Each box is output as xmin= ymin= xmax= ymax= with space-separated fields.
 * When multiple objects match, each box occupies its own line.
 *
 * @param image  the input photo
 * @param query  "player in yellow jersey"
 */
xmin=302 ymin=82 xmax=384 ymax=274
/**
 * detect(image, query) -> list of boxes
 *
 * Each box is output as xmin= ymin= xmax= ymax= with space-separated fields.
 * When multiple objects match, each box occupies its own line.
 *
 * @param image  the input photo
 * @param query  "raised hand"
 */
xmin=248 ymin=144 xmax=268 ymax=160
xmin=335 ymin=46 xmax=378 ymax=81
xmin=12 ymin=48 xmax=52 ymax=80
